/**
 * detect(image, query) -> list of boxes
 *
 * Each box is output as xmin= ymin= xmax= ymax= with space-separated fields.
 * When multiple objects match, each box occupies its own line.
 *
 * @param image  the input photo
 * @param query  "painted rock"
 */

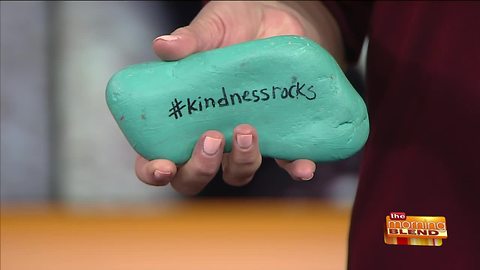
xmin=106 ymin=35 xmax=369 ymax=164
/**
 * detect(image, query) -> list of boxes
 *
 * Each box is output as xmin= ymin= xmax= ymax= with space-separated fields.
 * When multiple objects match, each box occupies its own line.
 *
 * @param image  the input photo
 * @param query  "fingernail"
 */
xmin=300 ymin=173 xmax=314 ymax=181
xmin=203 ymin=136 xmax=222 ymax=156
xmin=237 ymin=134 xmax=253 ymax=149
xmin=153 ymin=169 xmax=171 ymax=179
xmin=154 ymin=35 xmax=180 ymax=42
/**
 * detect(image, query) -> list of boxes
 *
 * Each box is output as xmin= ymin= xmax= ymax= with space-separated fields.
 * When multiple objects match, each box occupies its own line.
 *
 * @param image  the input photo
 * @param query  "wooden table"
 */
xmin=1 ymin=199 xmax=350 ymax=270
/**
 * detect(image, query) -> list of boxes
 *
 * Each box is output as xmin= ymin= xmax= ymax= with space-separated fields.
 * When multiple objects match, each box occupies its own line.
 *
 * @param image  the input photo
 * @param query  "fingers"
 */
xmin=135 ymin=155 xmax=177 ymax=186
xmin=275 ymin=159 xmax=316 ymax=181
xmin=222 ymin=124 xmax=262 ymax=186
xmin=170 ymin=131 xmax=225 ymax=195
xmin=135 ymin=131 xmax=225 ymax=195
xmin=152 ymin=4 xmax=226 ymax=61
xmin=135 ymin=125 xmax=314 ymax=195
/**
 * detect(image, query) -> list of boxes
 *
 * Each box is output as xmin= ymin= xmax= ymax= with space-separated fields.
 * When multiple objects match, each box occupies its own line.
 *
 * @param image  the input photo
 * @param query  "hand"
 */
xmin=136 ymin=1 xmax=343 ymax=195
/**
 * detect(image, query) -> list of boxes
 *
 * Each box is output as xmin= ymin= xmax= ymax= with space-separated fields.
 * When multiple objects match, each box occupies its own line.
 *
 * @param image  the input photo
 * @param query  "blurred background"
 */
xmin=1 ymin=1 xmax=203 ymax=204
xmin=1 ymin=1 xmax=367 ymax=269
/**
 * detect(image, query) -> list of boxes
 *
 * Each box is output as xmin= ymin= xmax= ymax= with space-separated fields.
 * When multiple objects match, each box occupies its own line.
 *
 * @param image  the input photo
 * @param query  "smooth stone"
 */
xmin=106 ymin=35 xmax=369 ymax=164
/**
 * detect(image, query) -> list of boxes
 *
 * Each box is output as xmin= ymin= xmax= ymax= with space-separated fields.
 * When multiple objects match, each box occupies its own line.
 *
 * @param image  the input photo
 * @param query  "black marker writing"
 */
xmin=167 ymin=78 xmax=325 ymax=119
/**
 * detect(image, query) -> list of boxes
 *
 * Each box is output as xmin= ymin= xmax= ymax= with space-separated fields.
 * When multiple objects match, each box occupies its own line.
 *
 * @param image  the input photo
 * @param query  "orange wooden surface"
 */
xmin=1 ymin=199 xmax=350 ymax=270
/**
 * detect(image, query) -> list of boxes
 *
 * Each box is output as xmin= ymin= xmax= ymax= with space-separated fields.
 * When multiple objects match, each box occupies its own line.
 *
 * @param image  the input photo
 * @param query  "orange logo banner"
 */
xmin=384 ymin=212 xmax=447 ymax=246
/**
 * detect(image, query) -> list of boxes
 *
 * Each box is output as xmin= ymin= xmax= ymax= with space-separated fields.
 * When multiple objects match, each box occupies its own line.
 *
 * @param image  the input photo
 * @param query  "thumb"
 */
xmin=152 ymin=13 xmax=225 ymax=61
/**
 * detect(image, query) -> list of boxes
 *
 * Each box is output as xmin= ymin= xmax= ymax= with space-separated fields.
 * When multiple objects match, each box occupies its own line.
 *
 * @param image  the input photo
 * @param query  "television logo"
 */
xmin=384 ymin=212 xmax=447 ymax=246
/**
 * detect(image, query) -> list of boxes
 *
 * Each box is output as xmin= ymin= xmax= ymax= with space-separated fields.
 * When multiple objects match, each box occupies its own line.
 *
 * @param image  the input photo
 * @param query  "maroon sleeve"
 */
xmin=322 ymin=1 xmax=373 ymax=64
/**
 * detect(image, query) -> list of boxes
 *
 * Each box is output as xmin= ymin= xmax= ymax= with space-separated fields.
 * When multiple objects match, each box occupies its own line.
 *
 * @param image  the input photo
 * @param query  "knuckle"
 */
xmin=223 ymin=155 xmax=262 ymax=182
xmin=192 ymin=163 xmax=219 ymax=178
xmin=171 ymin=182 xmax=203 ymax=196
xmin=222 ymin=163 xmax=259 ymax=187
xmin=233 ymin=153 xmax=262 ymax=167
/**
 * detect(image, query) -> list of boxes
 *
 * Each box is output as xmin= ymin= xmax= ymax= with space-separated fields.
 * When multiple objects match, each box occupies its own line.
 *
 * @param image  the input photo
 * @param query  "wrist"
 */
xmin=264 ymin=1 xmax=346 ymax=69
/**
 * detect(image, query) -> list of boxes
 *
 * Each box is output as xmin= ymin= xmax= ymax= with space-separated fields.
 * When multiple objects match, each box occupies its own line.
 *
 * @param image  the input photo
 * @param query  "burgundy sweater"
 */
xmin=325 ymin=1 xmax=480 ymax=269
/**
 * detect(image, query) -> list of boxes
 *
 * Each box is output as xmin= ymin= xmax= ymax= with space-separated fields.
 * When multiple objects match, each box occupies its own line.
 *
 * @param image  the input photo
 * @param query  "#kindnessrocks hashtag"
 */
xmin=168 ymin=81 xmax=317 ymax=119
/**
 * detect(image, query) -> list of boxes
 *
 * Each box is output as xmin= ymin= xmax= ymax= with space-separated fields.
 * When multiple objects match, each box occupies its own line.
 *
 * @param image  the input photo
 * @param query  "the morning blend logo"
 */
xmin=384 ymin=212 xmax=447 ymax=246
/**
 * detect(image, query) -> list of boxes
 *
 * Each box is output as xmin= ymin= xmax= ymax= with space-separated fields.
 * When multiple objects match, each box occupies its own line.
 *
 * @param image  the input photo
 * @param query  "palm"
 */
xmin=203 ymin=1 xmax=309 ymax=48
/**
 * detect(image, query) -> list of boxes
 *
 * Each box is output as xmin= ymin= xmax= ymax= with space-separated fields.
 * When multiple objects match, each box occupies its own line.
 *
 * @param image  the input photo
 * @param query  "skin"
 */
xmin=135 ymin=1 xmax=345 ymax=195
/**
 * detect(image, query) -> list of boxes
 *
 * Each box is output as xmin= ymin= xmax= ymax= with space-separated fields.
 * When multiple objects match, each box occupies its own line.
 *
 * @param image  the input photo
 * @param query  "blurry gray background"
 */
xmin=1 ymin=1 xmax=366 ymax=206
xmin=1 ymin=1 xmax=191 ymax=203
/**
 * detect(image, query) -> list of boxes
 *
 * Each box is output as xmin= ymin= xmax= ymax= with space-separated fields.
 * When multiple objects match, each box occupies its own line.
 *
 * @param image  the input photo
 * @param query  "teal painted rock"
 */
xmin=106 ymin=35 xmax=369 ymax=164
